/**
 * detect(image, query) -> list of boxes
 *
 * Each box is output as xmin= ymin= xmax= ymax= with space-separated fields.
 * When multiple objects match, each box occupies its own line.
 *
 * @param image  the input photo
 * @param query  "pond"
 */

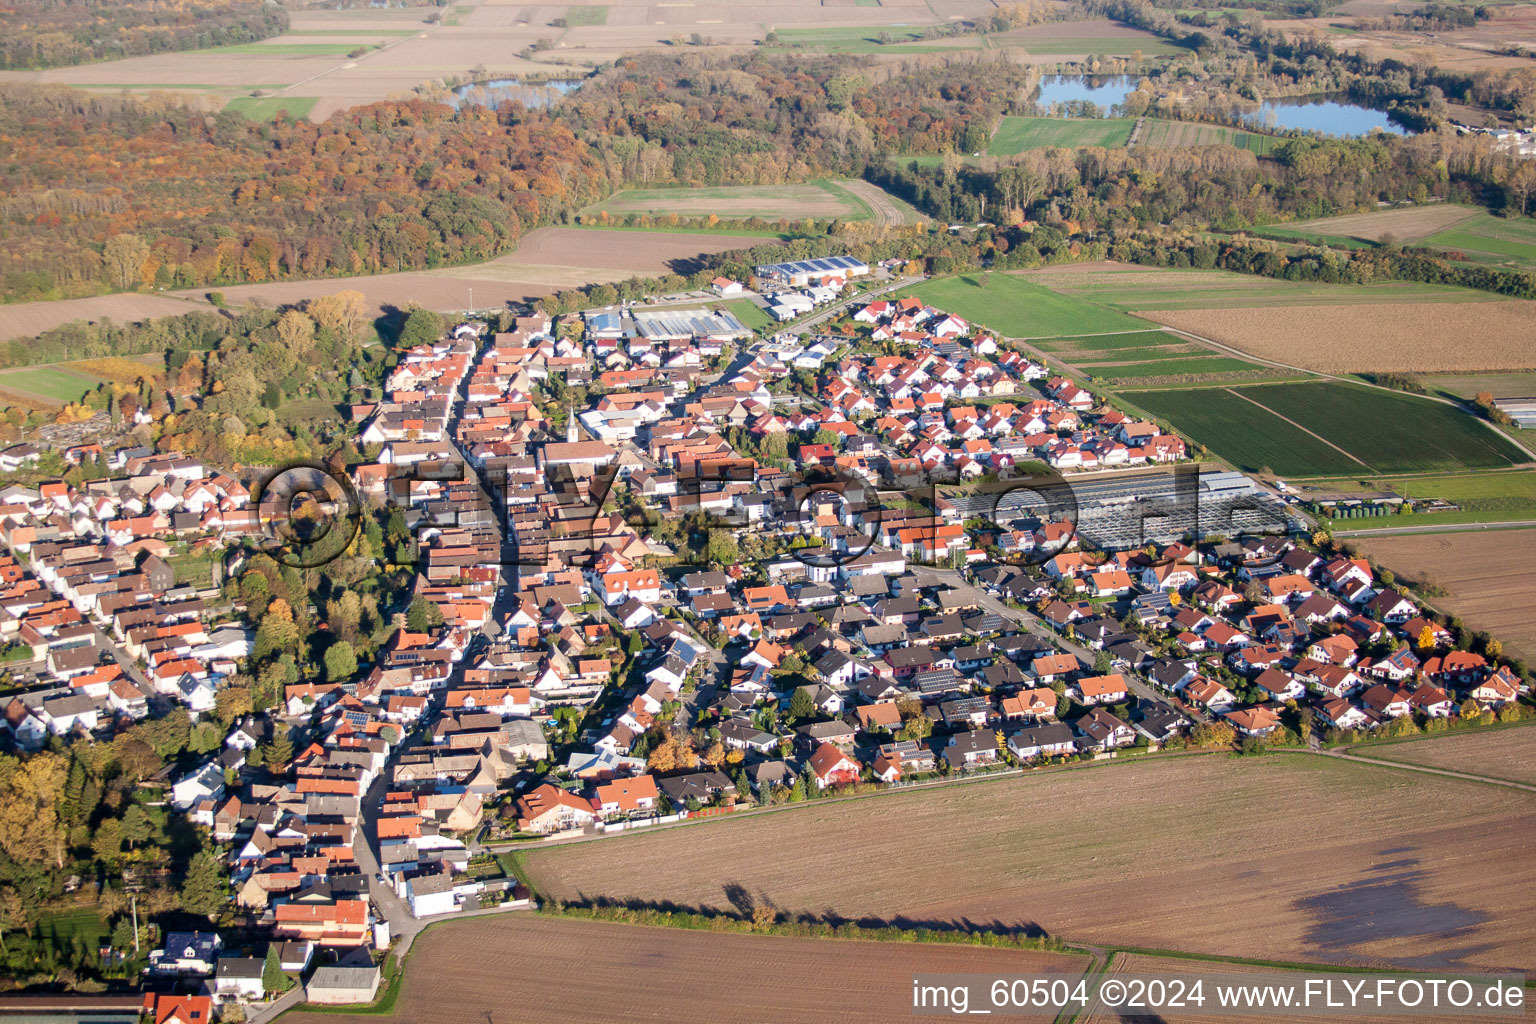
xmin=1236 ymin=96 xmax=1409 ymax=137
xmin=451 ymin=77 xmax=584 ymax=110
xmin=1032 ymin=75 xmax=1137 ymax=117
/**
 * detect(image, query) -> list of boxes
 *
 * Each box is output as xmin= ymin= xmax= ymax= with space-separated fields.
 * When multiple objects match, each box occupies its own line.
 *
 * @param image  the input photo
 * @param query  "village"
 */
xmin=0 ymin=256 xmax=1527 ymax=1024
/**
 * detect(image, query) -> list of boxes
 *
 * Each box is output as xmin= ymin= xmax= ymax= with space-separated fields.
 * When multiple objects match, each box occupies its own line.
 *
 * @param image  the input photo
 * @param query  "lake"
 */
xmin=1032 ymin=75 xmax=1137 ymax=116
xmin=1237 ymin=96 xmax=1408 ymax=137
xmin=451 ymin=78 xmax=584 ymax=110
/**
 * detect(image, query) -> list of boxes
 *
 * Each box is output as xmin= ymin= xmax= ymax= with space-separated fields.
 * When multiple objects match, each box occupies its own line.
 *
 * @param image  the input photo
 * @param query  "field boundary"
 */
xmin=1221 ymin=386 xmax=1372 ymax=469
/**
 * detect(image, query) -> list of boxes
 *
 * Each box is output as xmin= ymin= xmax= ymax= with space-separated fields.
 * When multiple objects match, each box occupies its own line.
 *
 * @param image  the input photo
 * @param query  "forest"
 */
xmin=0 ymin=86 xmax=611 ymax=303
xmin=0 ymin=0 xmax=287 ymax=70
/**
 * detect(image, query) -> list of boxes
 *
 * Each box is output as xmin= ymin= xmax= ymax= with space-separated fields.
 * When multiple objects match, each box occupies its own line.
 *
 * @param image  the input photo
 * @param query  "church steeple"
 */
xmin=566 ymin=402 xmax=578 ymax=443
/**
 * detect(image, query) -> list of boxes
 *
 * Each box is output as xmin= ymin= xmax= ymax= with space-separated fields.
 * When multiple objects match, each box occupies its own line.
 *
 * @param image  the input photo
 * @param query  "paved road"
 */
xmin=782 ymin=274 xmax=923 ymax=338
xmin=909 ymin=565 xmax=1207 ymax=723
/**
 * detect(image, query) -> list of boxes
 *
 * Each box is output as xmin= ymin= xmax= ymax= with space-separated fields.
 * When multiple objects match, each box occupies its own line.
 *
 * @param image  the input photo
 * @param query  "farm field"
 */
xmin=1361 ymin=725 xmax=1536 ymax=788
xmin=1419 ymin=371 xmax=1536 ymax=401
xmin=1084 ymin=953 xmax=1522 ymax=1024
xmin=767 ymin=19 xmax=1185 ymax=58
xmin=1248 ymin=382 xmax=1525 ymax=473
xmin=1262 ymin=204 xmax=1481 ymax=246
xmin=1309 ymin=469 xmax=1536 ymax=528
xmin=1353 ymin=528 xmax=1536 ymax=660
xmin=1081 ymin=356 xmax=1271 ymax=381
xmin=0 ymin=293 xmax=198 ymax=344
xmin=280 ymin=914 xmax=1090 ymax=1024
xmin=588 ymin=181 xmax=880 ymax=222
xmin=1026 ymin=264 xmax=1487 ymax=311
xmin=0 ymin=227 xmax=774 ymax=338
xmin=1420 ymin=211 xmax=1536 ymax=271
xmin=1122 ymin=381 xmax=1524 ymax=477
xmin=1137 ymin=300 xmax=1536 ymax=373
xmin=522 ymin=753 xmax=1536 ymax=970
xmin=1126 ymin=386 xmax=1362 ymax=476
xmin=1139 ymin=118 xmax=1283 ymax=153
xmin=988 ymin=116 xmax=1134 ymax=155
xmin=901 ymin=274 xmax=1149 ymax=338
xmin=223 ymin=95 xmax=317 ymax=120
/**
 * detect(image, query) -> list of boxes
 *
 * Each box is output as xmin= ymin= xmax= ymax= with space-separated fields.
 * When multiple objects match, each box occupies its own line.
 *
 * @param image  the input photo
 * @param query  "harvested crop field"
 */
xmin=1268 ymin=204 xmax=1480 ymax=244
xmin=0 ymin=293 xmax=200 ymax=343
xmin=1363 ymin=726 xmax=1536 ymax=788
xmin=591 ymin=182 xmax=874 ymax=221
xmin=1084 ymin=953 xmax=1521 ymax=1024
xmin=3 ymin=228 xmax=775 ymax=340
xmin=1136 ymin=301 xmax=1536 ymax=373
xmin=1353 ymin=528 xmax=1536 ymax=660
xmin=523 ymin=754 xmax=1536 ymax=970
xmin=280 ymin=914 xmax=1089 ymax=1024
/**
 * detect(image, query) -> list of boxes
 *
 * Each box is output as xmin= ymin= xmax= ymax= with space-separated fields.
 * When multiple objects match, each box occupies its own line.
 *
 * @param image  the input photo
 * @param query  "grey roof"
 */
xmin=216 ymin=957 xmax=264 ymax=980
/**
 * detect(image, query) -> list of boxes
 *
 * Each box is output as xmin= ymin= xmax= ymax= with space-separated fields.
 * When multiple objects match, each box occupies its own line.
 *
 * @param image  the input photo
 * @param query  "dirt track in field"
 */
xmin=523 ymin=754 xmax=1536 ymax=971
xmin=281 ymin=914 xmax=1089 ymax=1024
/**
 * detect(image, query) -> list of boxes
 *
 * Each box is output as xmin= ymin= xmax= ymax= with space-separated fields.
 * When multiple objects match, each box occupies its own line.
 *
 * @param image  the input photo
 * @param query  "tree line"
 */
xmin=0 ymin=0 xmax=288 ymax=70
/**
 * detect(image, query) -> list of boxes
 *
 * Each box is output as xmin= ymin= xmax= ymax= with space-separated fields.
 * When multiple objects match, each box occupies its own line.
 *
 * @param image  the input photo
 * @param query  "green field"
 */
xmin=0 ymin=367 xmax=101 ymax=404
xmin=1126 ymin=386 xmax=1374 ymax=476
xmin=1416 ymin=371 xmax=1536 ymax=401
xmin=1084 ymin=356 xmax=1269 ymax=380
xmin=989 ymin=116 xmax=1134 ymax=155
xmin=1071 ymin=345 xmax=1206 ymax=363
xmin=589 ymin=181 xmax=876 ymax=222
xmin=899 ymin=274 xmax=1150 ymax=338
xmin=767 ymin=26 xmax=961 ymax=54
xmin=1014 ymin=34 xmax=1189 ymax=56
xmin=721 ymin=298 xmax=774 ymax=333
xmin=225 ymin=96 xmax=318 ymax=120
xmin=1309 ymin=469 xmax=1536 ymax=527
xmin=1028 ymin=265 xmax=1496 ymax=311
xmin=1031 ymin=329 xmax=1184 ymax=352
xmin=1126 ymin=381 xmax=1526 ymax=477
xmin=564 ymin=5 xmax=609 ymax=25
xmin=1420 ymin=213 xmax=1536 ymax=271
xmin=1139 ymin=119 xmax=1283 ymax=154
xmin=1254 ymin=382 xmax=1524 ymax=473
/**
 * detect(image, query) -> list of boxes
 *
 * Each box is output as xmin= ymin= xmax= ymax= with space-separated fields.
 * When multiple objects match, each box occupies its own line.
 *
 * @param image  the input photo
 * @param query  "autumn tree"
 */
xmin=103 ymin=233 xmax=150 ymax=291
xmin=308 ymin=291 xmax=369 ymax=349
xmin=275 ymin=309 xmax=316 ymax=357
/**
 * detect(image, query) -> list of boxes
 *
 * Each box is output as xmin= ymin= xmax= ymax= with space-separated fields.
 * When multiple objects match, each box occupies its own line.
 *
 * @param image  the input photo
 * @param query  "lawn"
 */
xmin=1124 ymin=381 xmax=1526 ymax=477
xmin=225 ymin=96 xmax=318 ymax=120
xmin=898 ymin=274 xmax=1149 ymax=338
xmin=1252 ymin=382 xmax=1524 ymax=473
xmin=988 ymin=116 xmax=1134 ymax=155
xmin=0 ymin=366 xmax=101 ymax=404
xmin=721 ymin=298 xmax=774 ymax=333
